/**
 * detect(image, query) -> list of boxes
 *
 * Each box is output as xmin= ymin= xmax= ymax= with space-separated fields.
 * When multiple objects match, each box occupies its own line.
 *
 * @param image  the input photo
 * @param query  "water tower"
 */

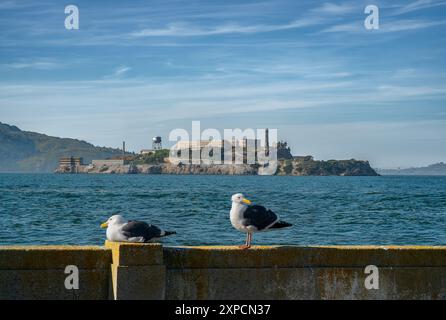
xmin=152 ymin=136 xmax=162 ymax=150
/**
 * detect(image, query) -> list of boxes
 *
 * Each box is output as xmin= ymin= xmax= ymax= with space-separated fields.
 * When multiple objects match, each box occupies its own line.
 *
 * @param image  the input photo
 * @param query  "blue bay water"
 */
xmin=0 ymin=174 xmax=446 ymax=246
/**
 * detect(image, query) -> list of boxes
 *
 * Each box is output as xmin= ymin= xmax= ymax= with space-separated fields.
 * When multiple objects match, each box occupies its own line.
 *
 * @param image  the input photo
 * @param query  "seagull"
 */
xmin=230 ymin=193 xmax=292 ymax=249
xmin=100 ymin=214 xmax=176 ymax=243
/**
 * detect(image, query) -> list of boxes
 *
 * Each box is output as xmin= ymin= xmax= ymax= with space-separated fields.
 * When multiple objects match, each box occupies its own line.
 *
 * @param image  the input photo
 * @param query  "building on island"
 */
xmin=152 ymin=136 xmax=162 ymax=150
xmin=170 ymin=137 xmax=273 ymax=165
xmin=91 ymin=159 xmax=126 ymax=167
xmin=58 ymin=157 xmax=84 ymax=173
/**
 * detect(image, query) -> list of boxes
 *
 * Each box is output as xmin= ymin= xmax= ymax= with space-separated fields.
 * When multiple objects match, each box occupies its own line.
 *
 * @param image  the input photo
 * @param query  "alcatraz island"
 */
xmin=55 ymin=134 xmax=378 ymax=176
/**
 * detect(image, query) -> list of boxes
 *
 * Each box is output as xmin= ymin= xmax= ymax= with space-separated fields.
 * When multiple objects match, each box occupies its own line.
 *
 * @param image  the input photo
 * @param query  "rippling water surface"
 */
xmin=0 ymin=174 xmax=445 ymax=246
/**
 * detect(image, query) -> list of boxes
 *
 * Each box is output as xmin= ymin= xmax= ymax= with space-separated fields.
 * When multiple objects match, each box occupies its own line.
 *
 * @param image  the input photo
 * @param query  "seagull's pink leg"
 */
xmin=239 ymin=233 xmax=250 ymax=249
xmin=247 ymin=233 xmax=252 ymax=249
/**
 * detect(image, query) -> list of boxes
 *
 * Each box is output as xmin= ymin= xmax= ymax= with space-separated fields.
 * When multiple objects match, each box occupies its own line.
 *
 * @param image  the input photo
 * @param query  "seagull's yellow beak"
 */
xmin=100 ymin=222 xmax=108 ymax=229
xmin=242 ymin=198 xmax=252 ymax=205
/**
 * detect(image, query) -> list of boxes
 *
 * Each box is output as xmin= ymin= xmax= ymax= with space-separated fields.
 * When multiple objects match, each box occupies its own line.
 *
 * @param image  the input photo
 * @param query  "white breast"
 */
xmin=230 ymin=203 xmax=249 ymax=233
xmin=106 ymin=224 xmax=128 ymax=242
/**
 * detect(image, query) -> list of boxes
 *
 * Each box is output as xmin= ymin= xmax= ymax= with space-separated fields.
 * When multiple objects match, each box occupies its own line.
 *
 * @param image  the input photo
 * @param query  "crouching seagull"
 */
xmin=100 ymin=214 xmax=176 ymax=243
xmin=230 ymin=193 xmax=292 ymax=249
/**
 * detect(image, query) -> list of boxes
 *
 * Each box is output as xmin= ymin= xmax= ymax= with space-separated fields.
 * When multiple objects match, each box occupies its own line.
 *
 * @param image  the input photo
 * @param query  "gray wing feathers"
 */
xmin=121 ymin=220 xmax=163 ymax=242
xmin=242 ymin=205 xmax=278 ymax=231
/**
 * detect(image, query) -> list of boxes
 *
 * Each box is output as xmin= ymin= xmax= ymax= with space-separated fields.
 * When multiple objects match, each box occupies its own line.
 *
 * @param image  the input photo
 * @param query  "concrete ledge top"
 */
xmin=163 ymin=245 xmax=446 ymax=269
xmin=0 ymin=245 xmax=111 ymax=269
xmin=0 ymin=245 xmax=108 ymax=250
xmin=2 ymin=244 xmax=446 ymax=270
xmin=167 ymin=245 xmax=446 ymax=250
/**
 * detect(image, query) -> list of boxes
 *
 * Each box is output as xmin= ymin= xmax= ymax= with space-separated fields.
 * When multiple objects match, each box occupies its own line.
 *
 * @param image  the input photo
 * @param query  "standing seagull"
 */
xmin=100 ymin=214 xmax=176 ymax=243
xmin=230 ymin=193 xmax=292 ymax=249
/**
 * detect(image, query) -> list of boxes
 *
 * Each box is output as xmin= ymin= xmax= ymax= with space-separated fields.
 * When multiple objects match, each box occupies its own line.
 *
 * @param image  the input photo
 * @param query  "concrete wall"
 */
xmin=163 ymin=245 xmax=446 ymax=300
xmin=1 ymin=244 xmax=446 ymax=300
xmin=92 ymin=159 xmax=125 ymax=167
xmin=0 ymin=245 xmax=111 ymax=299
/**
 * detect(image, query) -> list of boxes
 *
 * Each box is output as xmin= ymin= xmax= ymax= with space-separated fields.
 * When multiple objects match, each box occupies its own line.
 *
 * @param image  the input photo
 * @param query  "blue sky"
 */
xmin=0 ymin=0 xmax=445 ymax=168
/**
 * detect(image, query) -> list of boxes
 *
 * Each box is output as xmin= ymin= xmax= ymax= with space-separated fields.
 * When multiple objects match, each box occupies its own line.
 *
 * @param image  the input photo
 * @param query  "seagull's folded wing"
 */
xmin=122 ymin=220 xmax=162 ymax=241
xmin=243 ymin=205 xmax=278 ymax=231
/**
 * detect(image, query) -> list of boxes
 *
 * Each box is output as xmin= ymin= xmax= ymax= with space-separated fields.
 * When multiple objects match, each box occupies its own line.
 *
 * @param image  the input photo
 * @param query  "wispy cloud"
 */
xmin=393 ymin=0 xmax=446 ymax=15
xmin=384 ymin=19 xmax=446 ymax=32
xmin=322 ymin=18 xmax=446 ymax=33
xmin=377 ymin=84 xmax=446 ymax=97
xmin=1 ymin=59 xmax=59 ymax=70
xmin=321 ymin=22 xmax=359 ymax=33
xmin=113 ymin=66 xmax=132 ymax=77
xmin=130 ymin=18 xmax=323 ymax=37
xmin=0 ymin=0 xmax=37 ymax=10
xmin=311 ymin=2 xmax=357 ymax=15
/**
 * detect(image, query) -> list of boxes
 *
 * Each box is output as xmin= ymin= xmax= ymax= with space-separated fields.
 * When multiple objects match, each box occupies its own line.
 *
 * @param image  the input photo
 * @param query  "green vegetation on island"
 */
xmin=133 ymin=149 xmax=170 ymax=165
xmin=277 ymin=156 xmax=378 ymax=176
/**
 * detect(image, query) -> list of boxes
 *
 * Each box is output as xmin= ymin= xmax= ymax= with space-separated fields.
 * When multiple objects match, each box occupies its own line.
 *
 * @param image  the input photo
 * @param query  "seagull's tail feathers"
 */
xmin=162 ymin=230 xmax=177 ymax=237
xmin=270 ymin=220 xmax=292 ymax=229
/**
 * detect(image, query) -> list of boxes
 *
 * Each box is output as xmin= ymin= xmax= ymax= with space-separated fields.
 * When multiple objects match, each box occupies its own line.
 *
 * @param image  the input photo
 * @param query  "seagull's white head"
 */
xmin=100 ymin=214 xmax=126 ymax=229
xmin=231 ymin=193 xmax=252 ymax=205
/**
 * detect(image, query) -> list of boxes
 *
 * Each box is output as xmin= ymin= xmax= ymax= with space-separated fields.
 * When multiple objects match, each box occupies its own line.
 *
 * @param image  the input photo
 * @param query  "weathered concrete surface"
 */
xmin=2 ymin=244 xmax=446 ymax=299
xmin=164 ymin=245 xmax=446 ymax=268
xmin=0 ymin=245 xmax=111 ymax=269
xmin=0 ymin=269 xmax=110 ymax=300
xmin=105 ymin=241 xmax=165 ymax=299
xmin=105 ymin=241 xmax=163 ymax=266
xmin=166 ymin=267 xmax=446 ymax=300
xmin=164 ymin=245 xmax=446 ymax=300
xmin=0 ymin=246 xmax=111 ymax=300
xmin=111 ymin=265 xmax=166 ymax=300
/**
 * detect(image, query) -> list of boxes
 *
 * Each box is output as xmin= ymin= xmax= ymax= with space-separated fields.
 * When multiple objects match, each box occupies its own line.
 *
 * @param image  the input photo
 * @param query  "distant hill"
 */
xmin=0 ymin=122 xmax=123 ymax=172
xmin=376 ymin=163 xmax=446 ymax=176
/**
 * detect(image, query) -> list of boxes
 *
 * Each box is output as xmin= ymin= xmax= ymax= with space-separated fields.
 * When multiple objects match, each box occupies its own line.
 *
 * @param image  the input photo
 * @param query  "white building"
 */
xmin=169 ymin=138 xmax=271 ymax=165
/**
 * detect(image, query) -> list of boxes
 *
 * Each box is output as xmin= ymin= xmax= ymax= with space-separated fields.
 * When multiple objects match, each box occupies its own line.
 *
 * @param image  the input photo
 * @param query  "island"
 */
xmin=55 ymin=143 xmax=379 ymax=176
xmin=0 ymin=122 xmax=378 ymax=176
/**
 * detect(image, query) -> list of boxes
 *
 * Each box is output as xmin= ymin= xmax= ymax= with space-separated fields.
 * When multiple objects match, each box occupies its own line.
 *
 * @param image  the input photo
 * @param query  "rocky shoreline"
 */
xmin=55 ymin=156 xmax=379 ymax=176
